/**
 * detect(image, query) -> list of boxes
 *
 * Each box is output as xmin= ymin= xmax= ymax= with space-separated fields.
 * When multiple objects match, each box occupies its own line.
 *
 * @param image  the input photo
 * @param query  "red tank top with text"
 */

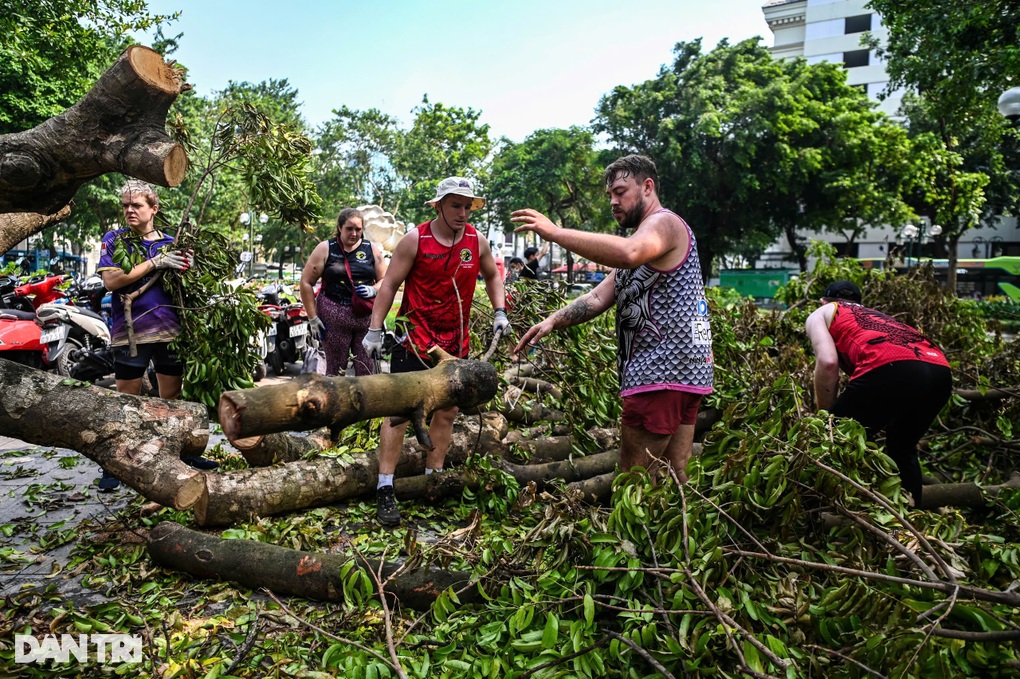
xmin=398 ymin=221 xmax=481 ymax=358
xmin=828 ymin=302 xmax=949 ymax=380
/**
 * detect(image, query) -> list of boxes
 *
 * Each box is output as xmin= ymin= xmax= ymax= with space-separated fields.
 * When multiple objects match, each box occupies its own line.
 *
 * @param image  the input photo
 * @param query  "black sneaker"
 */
xmin=376 ymin=485 xmax=401 ymax=526
xmin=181 ymin=456 xmax=219 ymax=470
xmin=98 ymin=469 xmax=121 ymax=492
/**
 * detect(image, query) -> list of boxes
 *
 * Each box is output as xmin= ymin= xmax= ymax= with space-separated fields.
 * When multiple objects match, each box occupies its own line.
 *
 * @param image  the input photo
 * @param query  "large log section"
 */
xmin=0 ymin=45 xmax=188 ymax=253
xmin=217 ymin=354 xmax=499 ymax=448
xmin=147 ymin=522 xmax=482 ymax=610
xmin=0 ymin=358 xmax=209 ymax=508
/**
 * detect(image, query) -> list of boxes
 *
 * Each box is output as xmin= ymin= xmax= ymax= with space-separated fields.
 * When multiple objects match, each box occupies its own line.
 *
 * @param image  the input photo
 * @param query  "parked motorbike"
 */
xmin=37 ymin=282 xmax=112 ymax=379
xmin=258 ymin=282 xmax=308 ymax=376
xmin=0 ymin=273 xmax=68 ymax=370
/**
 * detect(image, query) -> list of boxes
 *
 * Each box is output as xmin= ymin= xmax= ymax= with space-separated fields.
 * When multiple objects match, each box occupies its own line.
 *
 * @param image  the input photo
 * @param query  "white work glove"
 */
xmin=363 ymin=327 xmax=384 ymax=360
xmin=355 ymin=284 xmax=377 ymax=299
xmin=152 ymin=250 xmax=190 ymax=271
xmin=308 ymin=316 xmax=326 ymax=338
xmin=493 ymin=309 xmax=511 ymax=336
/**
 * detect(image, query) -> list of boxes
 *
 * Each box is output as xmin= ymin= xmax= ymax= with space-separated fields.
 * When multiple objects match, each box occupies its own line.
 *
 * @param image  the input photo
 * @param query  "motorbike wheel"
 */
xmin=252 ymin=361 xmax=267 ymax=382
xmin=268 ymin=350 xmax=285 ymax=377
xmin=54 ymin=336 xmax=85 ymax=377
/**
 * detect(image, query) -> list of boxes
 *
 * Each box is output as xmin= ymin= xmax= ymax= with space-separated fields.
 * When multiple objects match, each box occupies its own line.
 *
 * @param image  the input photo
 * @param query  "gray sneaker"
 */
xmin=376 ymin=485 xmax=401 ymax=526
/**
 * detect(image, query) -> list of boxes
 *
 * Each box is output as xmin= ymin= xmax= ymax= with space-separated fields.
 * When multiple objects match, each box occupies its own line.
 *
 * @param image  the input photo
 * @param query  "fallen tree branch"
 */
xmin=0 ymin=358 xmax=208 ymax=507
xmin=146 ymin=521 xmax=481 ymax=609
xmin=0 ymin=45 xmax=188 ymax=238
xmin=218 ymin=354 xmax=498 ymax=448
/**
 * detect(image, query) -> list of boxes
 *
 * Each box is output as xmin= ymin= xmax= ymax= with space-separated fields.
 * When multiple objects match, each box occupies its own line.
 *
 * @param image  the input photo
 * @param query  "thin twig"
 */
xmin=223 ymin=606 xmax=261 ymax=675
xmin=355 ymin=544 xmax=410 ymax=679
xmin=931 ymin=628 xmax=1020 ymax=641
xmin=815 ymin=455 xmax=958 ymax=584
xmin=723 ymin=549 xmax=1020 ymax=607
xmin=605 ymin=631 xmax=678 ymax=679
xmin=519 ymin=636 xmax=610 ymax=678
xmin=805 ymin=644 xmax=887 ymax=678
xmin=833 ymin=505 xmax=938 ymax=581
xmin=905 ymin=585 xmax=958 ymax=673
xmin=263 ymin=589 xmax=399 ymax=673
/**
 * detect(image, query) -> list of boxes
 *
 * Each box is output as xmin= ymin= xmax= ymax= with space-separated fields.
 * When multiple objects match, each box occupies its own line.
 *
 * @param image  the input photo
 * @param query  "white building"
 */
xmin=760 ymin=0 xmax=1018 ymax=272
xmin=764 ymin=0 xmax=903 ymax=116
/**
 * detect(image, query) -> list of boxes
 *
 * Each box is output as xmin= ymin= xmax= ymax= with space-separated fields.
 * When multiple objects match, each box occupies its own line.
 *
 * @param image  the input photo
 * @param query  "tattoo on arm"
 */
xmin=555 ymin=298 xmax=599 ymax=327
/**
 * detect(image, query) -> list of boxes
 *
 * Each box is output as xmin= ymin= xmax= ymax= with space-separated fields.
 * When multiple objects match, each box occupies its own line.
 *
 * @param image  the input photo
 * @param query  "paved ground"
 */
xmin=0 ymin=362 xmax=308 ymax=602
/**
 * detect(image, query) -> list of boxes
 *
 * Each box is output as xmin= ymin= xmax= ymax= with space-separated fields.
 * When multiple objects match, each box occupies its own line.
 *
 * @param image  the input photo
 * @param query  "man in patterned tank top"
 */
xmin=512 ymin=155 xmax=713 ymax=484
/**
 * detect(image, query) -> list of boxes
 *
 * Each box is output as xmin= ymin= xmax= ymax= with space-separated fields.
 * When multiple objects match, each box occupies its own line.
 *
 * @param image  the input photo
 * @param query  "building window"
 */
xmin=845 ymin=14 xmax=872 ymax=34
xmin=843 ymin=50 xmax=870 ymax=68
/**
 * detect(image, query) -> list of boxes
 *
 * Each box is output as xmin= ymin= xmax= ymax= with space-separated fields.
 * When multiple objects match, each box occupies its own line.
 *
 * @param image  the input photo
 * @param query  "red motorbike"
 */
xmin=0 ymin=273 xmax=67 ymax=369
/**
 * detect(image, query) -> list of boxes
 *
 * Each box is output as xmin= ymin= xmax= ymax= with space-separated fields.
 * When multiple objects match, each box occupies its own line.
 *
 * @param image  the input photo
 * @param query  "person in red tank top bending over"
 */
xmin=362 ymin=177 xmax=510 ymax=527
xmin=805 ymin=280 xmax=953 ymax=505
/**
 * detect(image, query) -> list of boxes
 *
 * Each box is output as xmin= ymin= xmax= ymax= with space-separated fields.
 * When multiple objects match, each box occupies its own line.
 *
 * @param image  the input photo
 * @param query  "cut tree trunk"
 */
xmin=0 ymin=358 xmax=208 ymax=507
xmin=0 ymin=45 xmax=188 ymax=252
xmin=218 ymin=354 xmax=498 ymax=448
xmin=147 ymin=521 xmax=481 ymax=609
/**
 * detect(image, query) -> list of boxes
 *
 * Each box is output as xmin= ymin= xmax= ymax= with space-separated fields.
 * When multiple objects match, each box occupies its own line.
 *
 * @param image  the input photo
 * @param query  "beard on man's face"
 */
xmin=614 ymin=198 xmax=646 ymax=230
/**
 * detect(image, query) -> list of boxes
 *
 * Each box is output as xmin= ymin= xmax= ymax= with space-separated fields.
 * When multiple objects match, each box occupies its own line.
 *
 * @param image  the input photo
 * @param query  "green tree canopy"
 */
xmin=487 ymin=127 xmax=609 ymax=239
xmin=866 ymin=0 xmax=1020 ymax=289
xmin=595 ymin=38 xmax=914 ymax=275
xmin=0 ymin=0 xmax=174 ymax=134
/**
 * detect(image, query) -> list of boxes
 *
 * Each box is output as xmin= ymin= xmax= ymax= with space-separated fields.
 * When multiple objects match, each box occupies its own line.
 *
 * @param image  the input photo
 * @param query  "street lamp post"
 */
xmin=998 ymin=87 xmax=1020 ymax=122
xmin=900 ymin=220 xmax=942 ymax=267
xmin=239 ymin=211 xmax=269 ymax=276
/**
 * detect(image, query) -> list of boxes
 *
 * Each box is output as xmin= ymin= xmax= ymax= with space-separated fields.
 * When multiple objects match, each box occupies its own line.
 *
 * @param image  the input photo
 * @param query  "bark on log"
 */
xmin=232 ymin=429 xmax=333 ymax=467
xmin=0 ymin=46 xmax=188 ymax=251
xmin=147 ymin=521 xmax=481 ymax=609
xmin=508 ymin=376 xmax=563 ymax=401
xmin=0 ymin=358 xmax=209 ymax=507
xmin=218 ymin=356 xmax=498 ymax=448
xmin=916 ymin=474 xmax=1020 ymax=510
xmin=0 ymin=205 xmax=73 ymax=255
xmin=566 ymin=472 xmax=616 ymax=504
xmin=183 ymin=415 xmax=507 ymax=526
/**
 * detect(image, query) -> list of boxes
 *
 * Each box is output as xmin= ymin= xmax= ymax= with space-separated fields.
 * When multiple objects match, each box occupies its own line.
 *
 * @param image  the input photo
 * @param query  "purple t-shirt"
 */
xmin=97 ymin=229 xmax=182 ymax=346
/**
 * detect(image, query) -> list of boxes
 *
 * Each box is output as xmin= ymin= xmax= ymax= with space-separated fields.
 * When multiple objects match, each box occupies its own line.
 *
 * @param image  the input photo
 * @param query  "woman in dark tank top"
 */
xmin=299 ymin=207 xmax=387 ymax=375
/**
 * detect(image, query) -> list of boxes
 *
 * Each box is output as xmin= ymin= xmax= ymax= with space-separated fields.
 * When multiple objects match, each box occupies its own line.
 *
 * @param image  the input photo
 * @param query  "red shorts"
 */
xmin=621 ymin=390 xmax=703 ymax=435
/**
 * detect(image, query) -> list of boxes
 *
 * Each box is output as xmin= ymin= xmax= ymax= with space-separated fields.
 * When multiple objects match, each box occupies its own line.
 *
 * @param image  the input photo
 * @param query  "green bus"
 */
xmin=858 ymin=256 xmax=1020 ymax=300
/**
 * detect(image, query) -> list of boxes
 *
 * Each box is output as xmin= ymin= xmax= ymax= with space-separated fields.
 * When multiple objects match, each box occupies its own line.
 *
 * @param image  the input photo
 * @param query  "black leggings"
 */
xmin=832 ymin=361 xmax=952 ymax=501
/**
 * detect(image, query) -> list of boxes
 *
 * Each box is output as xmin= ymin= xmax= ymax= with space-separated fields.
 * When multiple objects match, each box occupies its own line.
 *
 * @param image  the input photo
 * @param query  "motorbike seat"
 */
xmin=74 ymin=307 xmax=107 ymax=323
xmin=0 ymin=309 xmax=37 ymax=321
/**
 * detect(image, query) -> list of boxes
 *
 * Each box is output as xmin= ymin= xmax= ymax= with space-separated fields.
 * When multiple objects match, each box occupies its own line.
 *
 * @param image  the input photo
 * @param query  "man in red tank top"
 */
xmin=362 ymin=177 xmax=509 ymax=526
xmin=805 ymin=280 xmax=952 ymax=505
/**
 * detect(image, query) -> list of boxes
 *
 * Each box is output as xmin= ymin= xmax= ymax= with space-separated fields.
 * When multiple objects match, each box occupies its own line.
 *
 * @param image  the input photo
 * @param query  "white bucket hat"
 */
xmin=425 ymin=176 xmax=486 ymax=211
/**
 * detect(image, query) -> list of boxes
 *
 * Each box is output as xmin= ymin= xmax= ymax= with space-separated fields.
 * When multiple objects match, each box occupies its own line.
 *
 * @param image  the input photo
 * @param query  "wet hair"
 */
xmin=336 ymin=207 xmax=364 ymax=230
xmin=120 ymin=179 xmax=159 ymax=207
xmin=604 ymin=154 xmax=658 ymax=191
xmin=524 ymin=246 xmax=539 ymax=260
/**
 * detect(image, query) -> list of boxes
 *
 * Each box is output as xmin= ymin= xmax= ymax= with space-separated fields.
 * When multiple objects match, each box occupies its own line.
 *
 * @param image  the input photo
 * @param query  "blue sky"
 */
xmin=140 ymin=0 xmax=772 ymax=142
